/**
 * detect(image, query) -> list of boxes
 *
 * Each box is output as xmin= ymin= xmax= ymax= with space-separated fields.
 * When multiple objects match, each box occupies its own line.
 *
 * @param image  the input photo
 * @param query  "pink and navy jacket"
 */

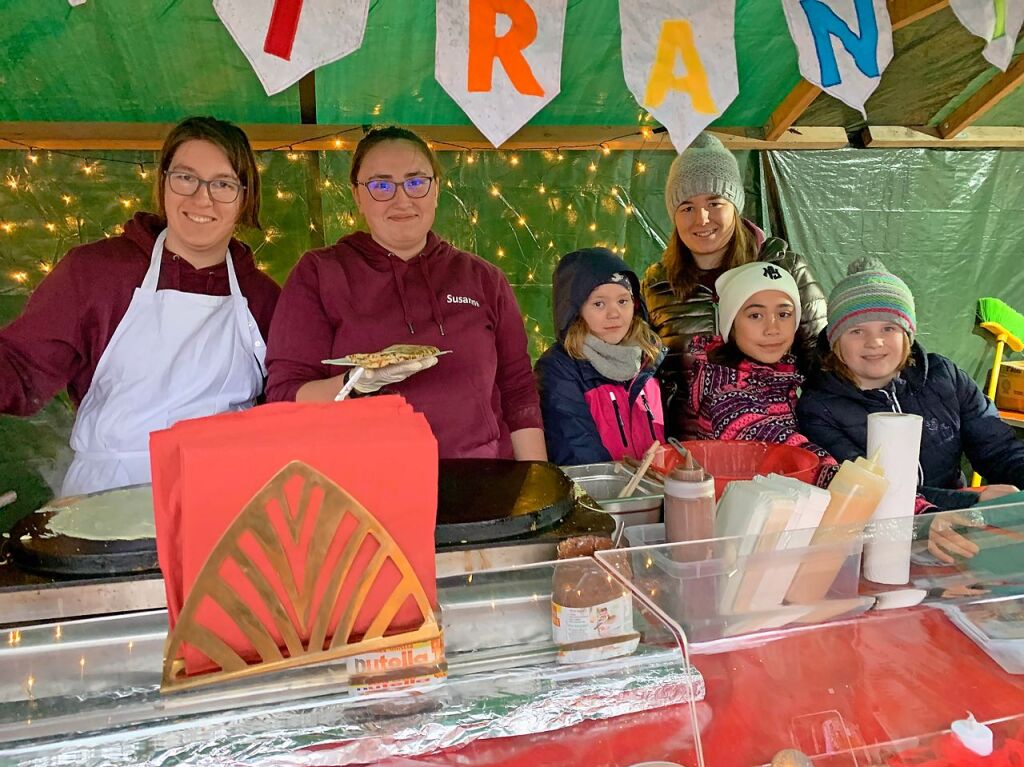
xmin=688 ymin=334 xmax=838 ymax=487
xmin=536 ymin=342 xmax=665 ymax=465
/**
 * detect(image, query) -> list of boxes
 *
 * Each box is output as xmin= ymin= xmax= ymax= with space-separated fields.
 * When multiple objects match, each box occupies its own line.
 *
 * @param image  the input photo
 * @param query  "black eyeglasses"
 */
xmin=165 ymin=171 xmax=244 ymax=204
xmin=355 ymin=176 xmax=434 ymax=202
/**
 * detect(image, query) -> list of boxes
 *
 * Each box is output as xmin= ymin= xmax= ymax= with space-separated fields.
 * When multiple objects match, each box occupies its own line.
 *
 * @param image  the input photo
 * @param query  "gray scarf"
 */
xmin=581 ymin=334 xmax=643 ymax=382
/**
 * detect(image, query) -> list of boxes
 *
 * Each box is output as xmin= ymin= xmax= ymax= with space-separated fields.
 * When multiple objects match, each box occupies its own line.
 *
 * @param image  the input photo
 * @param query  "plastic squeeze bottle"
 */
xmin=786 ymin=453 xmax=889 ymax=604
xmin=662 ymin=453 xmax=717 ymax=632
xmin=663 ymin=452 xmax=717 ymax=546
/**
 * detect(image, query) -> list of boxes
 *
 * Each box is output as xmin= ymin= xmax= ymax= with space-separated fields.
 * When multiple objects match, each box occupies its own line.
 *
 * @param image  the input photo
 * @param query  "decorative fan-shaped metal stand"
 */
xmin=161 ymin=461 xmax=441 ymax=692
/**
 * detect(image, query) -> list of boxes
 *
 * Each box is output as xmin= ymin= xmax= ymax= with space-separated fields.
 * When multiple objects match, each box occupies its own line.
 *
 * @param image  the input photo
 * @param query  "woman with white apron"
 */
xmin=0 ymin=117 xmax=281 ymax=498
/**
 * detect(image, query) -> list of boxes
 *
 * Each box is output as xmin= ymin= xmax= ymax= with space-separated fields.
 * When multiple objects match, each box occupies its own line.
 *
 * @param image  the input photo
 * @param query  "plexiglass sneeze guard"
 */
xmin=0 ymin=557 xmax=703 ymax=767
xmin=596 ymin=501 xmax=1024 ymax=767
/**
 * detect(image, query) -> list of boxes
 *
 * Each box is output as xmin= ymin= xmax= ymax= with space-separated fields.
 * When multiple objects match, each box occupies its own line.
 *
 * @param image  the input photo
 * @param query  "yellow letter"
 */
xmin=644 ymin=20 xmax=716 ymax=114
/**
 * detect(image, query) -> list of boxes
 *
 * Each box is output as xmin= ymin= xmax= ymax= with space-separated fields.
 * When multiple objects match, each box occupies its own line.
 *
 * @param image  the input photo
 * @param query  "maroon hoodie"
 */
xmin=0 ymin=212 xmax=281 ymax=416
xmin=265 ymin=231 xmax=542 ymax=459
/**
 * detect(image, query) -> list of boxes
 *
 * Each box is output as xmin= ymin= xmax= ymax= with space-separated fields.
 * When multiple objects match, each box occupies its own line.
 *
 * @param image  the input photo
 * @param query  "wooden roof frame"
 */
xmin=937 ymin=53 xmax=1024 ymax=137
xmin=763 ymin=0 xmax=951 ymax=141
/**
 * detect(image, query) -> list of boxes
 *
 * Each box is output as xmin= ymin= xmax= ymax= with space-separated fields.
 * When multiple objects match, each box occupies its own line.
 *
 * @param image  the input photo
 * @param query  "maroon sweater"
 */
xmin=266 ymin=231 xmax=542 ymax=459
xmin=0 ymin=212 xmax=281 ymax=416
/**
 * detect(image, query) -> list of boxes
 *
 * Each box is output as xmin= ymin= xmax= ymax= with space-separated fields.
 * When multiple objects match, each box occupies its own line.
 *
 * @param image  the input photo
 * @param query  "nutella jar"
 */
xmin=551 ymin=536 xmax=640 ymax=664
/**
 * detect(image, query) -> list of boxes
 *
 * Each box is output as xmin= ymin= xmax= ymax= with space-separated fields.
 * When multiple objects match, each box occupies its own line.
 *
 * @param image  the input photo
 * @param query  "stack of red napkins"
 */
xmin=150 ymin=397 xmax=438 ymax=676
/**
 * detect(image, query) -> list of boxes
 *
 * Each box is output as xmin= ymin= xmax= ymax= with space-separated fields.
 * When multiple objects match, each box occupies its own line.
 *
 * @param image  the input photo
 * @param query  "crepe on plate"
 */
xmin=324 ymin=344 xmax=445 ymax=370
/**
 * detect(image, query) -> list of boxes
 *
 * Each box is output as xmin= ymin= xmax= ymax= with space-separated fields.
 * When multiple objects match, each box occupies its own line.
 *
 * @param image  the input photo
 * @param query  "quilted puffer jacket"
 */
xmin=641 ymin=221 xmax=826 ymax=437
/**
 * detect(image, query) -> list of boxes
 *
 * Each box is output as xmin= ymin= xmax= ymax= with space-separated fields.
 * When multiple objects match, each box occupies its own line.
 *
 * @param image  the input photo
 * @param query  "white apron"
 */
xmin=61 ymin=229 xmax=267 ymax=497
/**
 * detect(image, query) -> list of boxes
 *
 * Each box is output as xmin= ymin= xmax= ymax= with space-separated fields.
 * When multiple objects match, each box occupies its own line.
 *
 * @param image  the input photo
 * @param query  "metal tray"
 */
xmin=561 ymin=463 xmax=664 ymax=516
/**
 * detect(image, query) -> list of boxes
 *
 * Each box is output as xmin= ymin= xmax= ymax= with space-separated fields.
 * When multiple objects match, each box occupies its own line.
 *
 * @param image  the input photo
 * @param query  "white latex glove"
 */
xmin=352 ymin=356 xmax=439 ymax=394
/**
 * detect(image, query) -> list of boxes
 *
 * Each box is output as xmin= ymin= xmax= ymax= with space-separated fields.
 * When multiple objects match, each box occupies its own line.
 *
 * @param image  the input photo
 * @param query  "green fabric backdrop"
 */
xmin=2 ymin=145 xmax=1021 ymax=528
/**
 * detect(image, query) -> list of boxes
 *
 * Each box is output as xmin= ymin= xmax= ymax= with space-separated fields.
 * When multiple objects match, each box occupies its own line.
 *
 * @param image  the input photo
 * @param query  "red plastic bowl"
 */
xmin=653 ymin=440 xmax=820 ymax=499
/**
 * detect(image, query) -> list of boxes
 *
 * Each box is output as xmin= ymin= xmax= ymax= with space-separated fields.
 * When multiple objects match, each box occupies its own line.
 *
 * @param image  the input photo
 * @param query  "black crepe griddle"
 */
xmin=436 ymin=459 xmax=575 ymax=545
xmin=9 ymin=488 xmax=159 ymax=578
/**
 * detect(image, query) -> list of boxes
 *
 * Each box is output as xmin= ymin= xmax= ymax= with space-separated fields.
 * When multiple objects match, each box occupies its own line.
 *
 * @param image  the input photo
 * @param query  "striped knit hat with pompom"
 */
xmin=826 ymin=258 xmax=917 ymax=344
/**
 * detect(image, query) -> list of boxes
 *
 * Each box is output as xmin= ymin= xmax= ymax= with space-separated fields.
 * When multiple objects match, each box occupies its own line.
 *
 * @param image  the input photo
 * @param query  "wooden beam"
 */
xmin=0 ymin=122 xmax=848 ymax=152
xmin=864 ymin=125 xmax=1024 ymax=148
xmin=763 ymin=0 xmax=950 ymax=141
xmin=938 ymin=54 xmax=1024 ymax=138
xmin=888 ymin=0 xmax=950 ymax=27
xmin=764 ymin=83 xmax=823 ymax=142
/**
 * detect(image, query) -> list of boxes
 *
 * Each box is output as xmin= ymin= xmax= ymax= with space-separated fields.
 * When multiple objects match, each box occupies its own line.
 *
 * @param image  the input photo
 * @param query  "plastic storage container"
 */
xmin=624 ymin=523 xmax=865 ymax=642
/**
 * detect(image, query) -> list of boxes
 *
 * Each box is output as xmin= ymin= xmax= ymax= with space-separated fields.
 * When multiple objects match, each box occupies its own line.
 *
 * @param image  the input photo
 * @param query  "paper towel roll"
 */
xmin=864 ymin=412 xmax=923 ymax=584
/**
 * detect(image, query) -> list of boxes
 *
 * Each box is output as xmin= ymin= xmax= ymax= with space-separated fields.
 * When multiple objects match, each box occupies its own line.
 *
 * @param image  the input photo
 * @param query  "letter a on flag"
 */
xmin=781 ymin=0 xmax=894 ymax=115
xmin=620 ymin=0 xmax=739 ymax=152
xmin=436 ymin=0 xmax=568 ymax=147
xmin=215 ymin=0 xmax=370 ymax=96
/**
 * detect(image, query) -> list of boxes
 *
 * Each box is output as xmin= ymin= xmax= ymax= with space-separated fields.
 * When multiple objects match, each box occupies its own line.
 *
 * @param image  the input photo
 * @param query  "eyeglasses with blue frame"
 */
xmin=355 ymin=176 xmax=435 ymax=202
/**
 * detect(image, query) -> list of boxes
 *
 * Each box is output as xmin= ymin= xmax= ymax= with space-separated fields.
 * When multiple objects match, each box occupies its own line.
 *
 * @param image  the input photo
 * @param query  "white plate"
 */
xmin=322 ymin=349 xmax=453 ymax=367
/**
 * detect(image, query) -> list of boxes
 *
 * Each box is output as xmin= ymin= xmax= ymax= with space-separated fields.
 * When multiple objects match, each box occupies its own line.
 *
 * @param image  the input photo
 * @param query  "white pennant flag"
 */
xmin=214 ymin=0 xmax=370 ymax=96
xmin=781 ymin=0 xmax=894 ymax=115
xmin=435 ymin=0 xmax=567 ymax=148
xmin=949 ymin=0 xmax=1024 ymax=71
xmin=620 ymin=0 xmax=738 ymax=152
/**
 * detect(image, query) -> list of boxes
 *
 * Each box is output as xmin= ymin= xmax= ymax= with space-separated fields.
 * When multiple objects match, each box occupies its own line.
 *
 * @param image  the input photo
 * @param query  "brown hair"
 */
xmin=822 ymin=334 xmax=914 ymax=386
xmin=349 ymin=126 xmax=443 ymax=186
xmin=662 ymin=203 xmax=757 ymax=296
xmin=156 ymin=116 xmax=261 ymax=230
xmin=564 ymin=315 xmax=663 ymax=365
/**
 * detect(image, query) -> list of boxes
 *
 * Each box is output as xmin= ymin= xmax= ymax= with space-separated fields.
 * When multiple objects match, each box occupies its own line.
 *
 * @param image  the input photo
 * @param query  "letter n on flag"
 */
xmin=214 ymin=0 xmax=370 ymax=96
xmin=620 ymin=0 xmax=739 ymax=153
xmin=436 ymin=0 xmax=568 ymax=148
xmin=781 ymin=0 xmax=893 ymax=115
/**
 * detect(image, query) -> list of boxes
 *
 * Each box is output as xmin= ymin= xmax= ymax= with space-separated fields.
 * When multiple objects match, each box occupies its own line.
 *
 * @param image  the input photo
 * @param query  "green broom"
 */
xmin=973 ymin=298 xmax=1024 ymax=486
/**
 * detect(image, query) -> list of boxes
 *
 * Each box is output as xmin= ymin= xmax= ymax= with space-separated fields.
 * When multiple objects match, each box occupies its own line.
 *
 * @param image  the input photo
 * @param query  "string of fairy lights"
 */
xmin=0 ymin=121 xmax=674 ymax=353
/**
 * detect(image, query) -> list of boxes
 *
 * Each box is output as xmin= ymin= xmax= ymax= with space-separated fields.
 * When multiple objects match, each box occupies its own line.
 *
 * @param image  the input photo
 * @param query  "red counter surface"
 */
xmin=361 ymin=606 xmax=1024 ymax=767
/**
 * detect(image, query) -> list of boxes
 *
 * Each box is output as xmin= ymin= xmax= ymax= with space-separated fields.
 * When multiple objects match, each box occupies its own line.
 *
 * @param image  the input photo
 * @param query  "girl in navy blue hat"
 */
xmin=535 ymin=248 xmax=665 ymax=466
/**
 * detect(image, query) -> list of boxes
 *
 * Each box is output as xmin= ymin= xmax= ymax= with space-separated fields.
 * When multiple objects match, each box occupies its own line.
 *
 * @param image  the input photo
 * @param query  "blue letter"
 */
xmin=800 ymin=0 xmax=880 ymax=87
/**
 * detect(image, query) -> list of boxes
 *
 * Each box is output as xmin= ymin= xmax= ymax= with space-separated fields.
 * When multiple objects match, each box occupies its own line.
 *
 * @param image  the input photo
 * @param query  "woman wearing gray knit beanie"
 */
xmin=640 ymin=131 xmax=827 ymax=438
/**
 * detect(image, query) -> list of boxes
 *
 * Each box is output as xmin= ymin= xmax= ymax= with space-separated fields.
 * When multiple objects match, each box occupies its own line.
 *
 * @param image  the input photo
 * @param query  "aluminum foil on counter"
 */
xmin=2 ymin=647 xmax=704 ymax=767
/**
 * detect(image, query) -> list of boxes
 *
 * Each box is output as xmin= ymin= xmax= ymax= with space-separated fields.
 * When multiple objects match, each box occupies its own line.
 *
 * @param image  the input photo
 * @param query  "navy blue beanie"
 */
xmin=552 ymin=247 xmax=647 ymax=341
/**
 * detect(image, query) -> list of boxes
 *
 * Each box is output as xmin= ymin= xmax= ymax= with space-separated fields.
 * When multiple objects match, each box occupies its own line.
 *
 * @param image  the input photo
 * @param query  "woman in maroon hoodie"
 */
xmin=266 ymin=126 xmax=545 ymax=460
xmin=0 ymin=117 xmax=281 ymax=496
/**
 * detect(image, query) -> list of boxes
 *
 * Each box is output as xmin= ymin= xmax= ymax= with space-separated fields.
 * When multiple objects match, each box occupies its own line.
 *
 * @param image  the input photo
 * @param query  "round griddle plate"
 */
xmin=435 ymin=459 xmax=574 ymax=545
xmin=10 ymin=511 xmax=158 ymax=578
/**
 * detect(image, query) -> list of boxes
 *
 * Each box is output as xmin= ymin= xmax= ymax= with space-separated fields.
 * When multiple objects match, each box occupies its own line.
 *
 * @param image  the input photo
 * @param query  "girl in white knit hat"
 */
xmin=689 ymin=261 xmax=838 ymax=488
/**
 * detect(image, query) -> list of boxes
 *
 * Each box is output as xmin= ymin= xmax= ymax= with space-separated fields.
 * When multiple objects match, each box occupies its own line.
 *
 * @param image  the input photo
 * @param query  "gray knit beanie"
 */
xmin=664 ymin=132 xmax=745 ymax=219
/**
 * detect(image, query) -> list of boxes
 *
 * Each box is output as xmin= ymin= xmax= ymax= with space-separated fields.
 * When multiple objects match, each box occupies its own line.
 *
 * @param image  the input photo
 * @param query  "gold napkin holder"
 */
xmin=161 ymin=461 xmax=441 ymax=693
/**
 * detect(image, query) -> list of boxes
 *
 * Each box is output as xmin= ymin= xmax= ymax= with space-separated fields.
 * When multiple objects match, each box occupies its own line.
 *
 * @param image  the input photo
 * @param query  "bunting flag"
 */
xmin=214 ymin=0 xmax=370 ymax=96
xmin=435 ymin=0 xmax=568 ymax=147
xmin=781 ymin=0 xmax=894 ymax=115
xmin=949 ymin=0 xmax=1024 ymax=71
xmin=619 ymin=0 xmax=739 ymax=152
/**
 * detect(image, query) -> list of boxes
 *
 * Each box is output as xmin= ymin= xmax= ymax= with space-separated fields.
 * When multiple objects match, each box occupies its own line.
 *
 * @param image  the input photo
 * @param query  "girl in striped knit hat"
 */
xmin=688 ymin=261 xmax=839 ymax=487
xmin=798 ymin=258 xmax=1024 ymax=562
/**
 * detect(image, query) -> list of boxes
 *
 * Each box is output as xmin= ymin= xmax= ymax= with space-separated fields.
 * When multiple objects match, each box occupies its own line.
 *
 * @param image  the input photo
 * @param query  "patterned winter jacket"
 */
xmin=535 ymin=342 xmax=666 ymax=466
xmin=688 ymin=335 xmax=838 ymax=487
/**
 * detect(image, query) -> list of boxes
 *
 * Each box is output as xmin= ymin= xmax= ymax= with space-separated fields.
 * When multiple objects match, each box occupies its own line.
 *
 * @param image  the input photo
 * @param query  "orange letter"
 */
xmin=468 ymin=0 xmax=545 ymax=96
xmin=644 ymin=20 xmax=716 ymax=114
